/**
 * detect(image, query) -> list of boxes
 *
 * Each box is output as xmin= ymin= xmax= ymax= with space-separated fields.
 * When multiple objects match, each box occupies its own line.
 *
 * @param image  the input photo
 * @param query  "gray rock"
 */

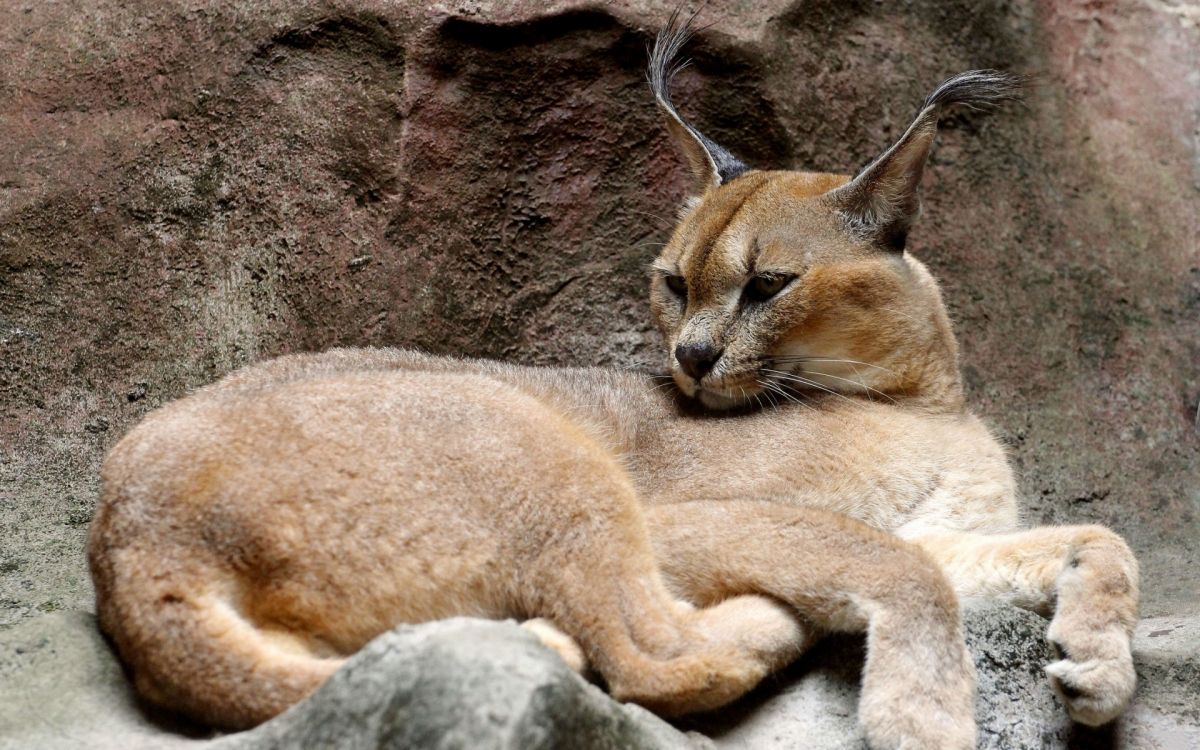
xmin=0 ymin=611 xmax=199 ymax=750
xmin=965 ymin=604 xmax=1071 ymax=748
xmin=1125 ymin=615 xmax=1200 ymax=750
xmin=217 ymin=618 xmax=705 ymax=750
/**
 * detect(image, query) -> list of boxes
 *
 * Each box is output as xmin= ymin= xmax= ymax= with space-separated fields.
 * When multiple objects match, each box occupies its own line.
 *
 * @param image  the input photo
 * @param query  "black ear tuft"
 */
xmin=921 ymin=70 xmax=1024 ymax=112
xmin=830 ymin=70 xmax=1022 ymax=252
xmin=648 ymin=8 xmax=750 ymax=188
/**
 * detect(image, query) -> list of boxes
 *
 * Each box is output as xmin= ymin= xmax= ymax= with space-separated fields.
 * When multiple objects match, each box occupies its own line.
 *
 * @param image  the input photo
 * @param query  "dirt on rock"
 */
xmin=2 ymin=0 xmax=1197 ymax=632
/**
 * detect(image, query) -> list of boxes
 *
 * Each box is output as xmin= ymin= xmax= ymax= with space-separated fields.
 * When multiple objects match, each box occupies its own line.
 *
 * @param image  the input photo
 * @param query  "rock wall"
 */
xmin=1 ymin=0 xmax=1197 ymax=726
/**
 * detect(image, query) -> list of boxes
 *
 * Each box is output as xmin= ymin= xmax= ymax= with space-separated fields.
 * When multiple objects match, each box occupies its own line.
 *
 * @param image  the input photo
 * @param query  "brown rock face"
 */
xmin=1 ymin=0 xmax=1196 ymax=632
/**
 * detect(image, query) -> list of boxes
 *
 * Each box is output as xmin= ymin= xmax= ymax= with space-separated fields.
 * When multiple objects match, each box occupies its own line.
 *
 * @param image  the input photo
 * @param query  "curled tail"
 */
xmin=90 ymin=542 xmax=343 ymax=729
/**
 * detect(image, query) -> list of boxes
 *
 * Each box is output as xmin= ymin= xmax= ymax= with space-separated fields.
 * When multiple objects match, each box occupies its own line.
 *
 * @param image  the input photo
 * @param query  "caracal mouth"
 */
xmin=672 ymin=370 xmax=766 ymax=411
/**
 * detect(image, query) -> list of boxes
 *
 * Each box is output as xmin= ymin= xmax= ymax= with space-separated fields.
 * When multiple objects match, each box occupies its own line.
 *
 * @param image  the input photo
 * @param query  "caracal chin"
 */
xmin=89 ymin=12 xmax=1137 ymax=749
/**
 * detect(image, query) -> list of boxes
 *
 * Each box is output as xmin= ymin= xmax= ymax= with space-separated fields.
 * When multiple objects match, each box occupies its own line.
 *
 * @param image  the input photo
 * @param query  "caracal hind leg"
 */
xmin=645 ymin=501 xmax=977 ymax=750
xmin=89 ymin=544 xmax=346 ymax=729
xmin=516 ymin=505 xmax=790 ymax=717
xmin=908 ymin=525 xmax=1138 ymax=726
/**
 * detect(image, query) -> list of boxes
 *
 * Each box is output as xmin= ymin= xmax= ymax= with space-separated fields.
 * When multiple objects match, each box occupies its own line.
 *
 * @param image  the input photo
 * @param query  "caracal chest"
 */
xmin=621 ymin=399 xmax=968 ymax=530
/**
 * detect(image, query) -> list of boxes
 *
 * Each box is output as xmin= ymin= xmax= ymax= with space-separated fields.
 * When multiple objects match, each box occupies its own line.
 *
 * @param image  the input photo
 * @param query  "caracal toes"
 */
xmin=1044 ymin=645 xmax=1136 ymax=727
xmin=684 ymin=594 xmax=812 ymax=671
xmin=521 ymin=618 xmax=589 ymax=674
xmin=911 ymin=522 xmax=1140 ymax=726
xmin=605 ymin=646 xmax=772 ymax=717
xmin=521 ymin=593 xmax=803 ymax=679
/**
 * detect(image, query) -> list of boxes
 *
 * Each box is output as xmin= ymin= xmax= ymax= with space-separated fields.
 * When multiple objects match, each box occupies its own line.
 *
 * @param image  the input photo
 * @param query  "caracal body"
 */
xmin=92 ymin=347 xmax=977 ymax=749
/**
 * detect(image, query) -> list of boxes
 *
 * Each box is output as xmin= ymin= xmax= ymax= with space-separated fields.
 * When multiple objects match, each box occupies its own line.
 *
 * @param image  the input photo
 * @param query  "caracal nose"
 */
xmin=675 ymin=342 xmax=723 ymax=381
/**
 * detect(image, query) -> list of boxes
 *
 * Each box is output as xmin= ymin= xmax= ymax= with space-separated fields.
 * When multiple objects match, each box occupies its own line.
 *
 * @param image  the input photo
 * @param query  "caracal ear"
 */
xmin=830 ymin=70 xmax=1022 ymax=252
xmin=648 ymin=9 xmax=750 ymax=193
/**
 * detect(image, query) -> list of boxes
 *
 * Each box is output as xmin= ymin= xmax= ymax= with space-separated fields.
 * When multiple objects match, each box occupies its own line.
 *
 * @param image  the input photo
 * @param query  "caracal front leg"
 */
xmin=906 ymin=525 xmax=1139 ymax=726
xmin=646 ymin=501 xmax=978 ymax=750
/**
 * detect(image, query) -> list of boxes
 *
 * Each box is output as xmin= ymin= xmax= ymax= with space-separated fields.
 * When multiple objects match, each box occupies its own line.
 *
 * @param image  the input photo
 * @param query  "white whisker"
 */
xmin=627 ymin=208 xmax=675 ymax=229
xmin=803 ymin=370 xmax=898 ymax=404
xmin=850 ymin=361 xmax=872 ymax=403
xmin=766 ymin=356 xmax=897 ymax=376
xmin=757 ymin=377 xmax=815 ymax=412
xmin=759 ymin=387 xmax=778 ymax=412
xmin=761 ymin=368 xmax=855 ymax=404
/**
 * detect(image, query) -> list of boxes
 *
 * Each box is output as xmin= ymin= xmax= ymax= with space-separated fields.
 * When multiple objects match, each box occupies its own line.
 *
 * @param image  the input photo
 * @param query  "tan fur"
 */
xmin=90 ymin=350 xmax=977 ymax=748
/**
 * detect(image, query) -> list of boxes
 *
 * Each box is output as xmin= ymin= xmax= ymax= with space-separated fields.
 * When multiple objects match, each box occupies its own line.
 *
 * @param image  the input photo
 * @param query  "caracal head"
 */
xmin=645 ymin=14 xmax=1019 ymax=411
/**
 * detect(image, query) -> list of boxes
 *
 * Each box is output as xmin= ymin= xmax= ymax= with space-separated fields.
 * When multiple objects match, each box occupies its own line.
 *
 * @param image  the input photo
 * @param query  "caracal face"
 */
xmin=650 ymin=170 xmax=922 ymax=410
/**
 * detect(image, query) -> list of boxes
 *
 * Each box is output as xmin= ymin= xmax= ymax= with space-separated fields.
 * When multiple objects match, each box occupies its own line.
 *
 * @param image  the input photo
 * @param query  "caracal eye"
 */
xmin=665 ymin=274 xmax=688 ymax=297
xmin=745 ymin=273 xmax=792 ymax=303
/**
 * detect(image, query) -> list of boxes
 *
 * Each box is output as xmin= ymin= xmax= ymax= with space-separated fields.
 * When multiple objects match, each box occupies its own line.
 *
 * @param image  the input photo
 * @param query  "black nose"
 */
xmin=675 ymin=342 xmax=723 ymax=381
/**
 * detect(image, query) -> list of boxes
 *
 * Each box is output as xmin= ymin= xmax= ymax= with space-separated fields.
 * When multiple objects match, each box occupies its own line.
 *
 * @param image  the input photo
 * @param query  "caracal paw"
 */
xmin=859 ymin=694 xmax=976 ymax=750
xmin=859 ymin=656 xmax=977 ymax=749
xmin=521 ymin=618 xmax=589 ymax=674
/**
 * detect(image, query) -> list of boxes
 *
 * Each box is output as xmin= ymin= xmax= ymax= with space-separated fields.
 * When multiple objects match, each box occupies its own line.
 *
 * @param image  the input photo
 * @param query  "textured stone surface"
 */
xmin=0 ymin=611 xmax=199 ymax=750
xmin=4 ymin=607 xmax=1198 ymax=749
